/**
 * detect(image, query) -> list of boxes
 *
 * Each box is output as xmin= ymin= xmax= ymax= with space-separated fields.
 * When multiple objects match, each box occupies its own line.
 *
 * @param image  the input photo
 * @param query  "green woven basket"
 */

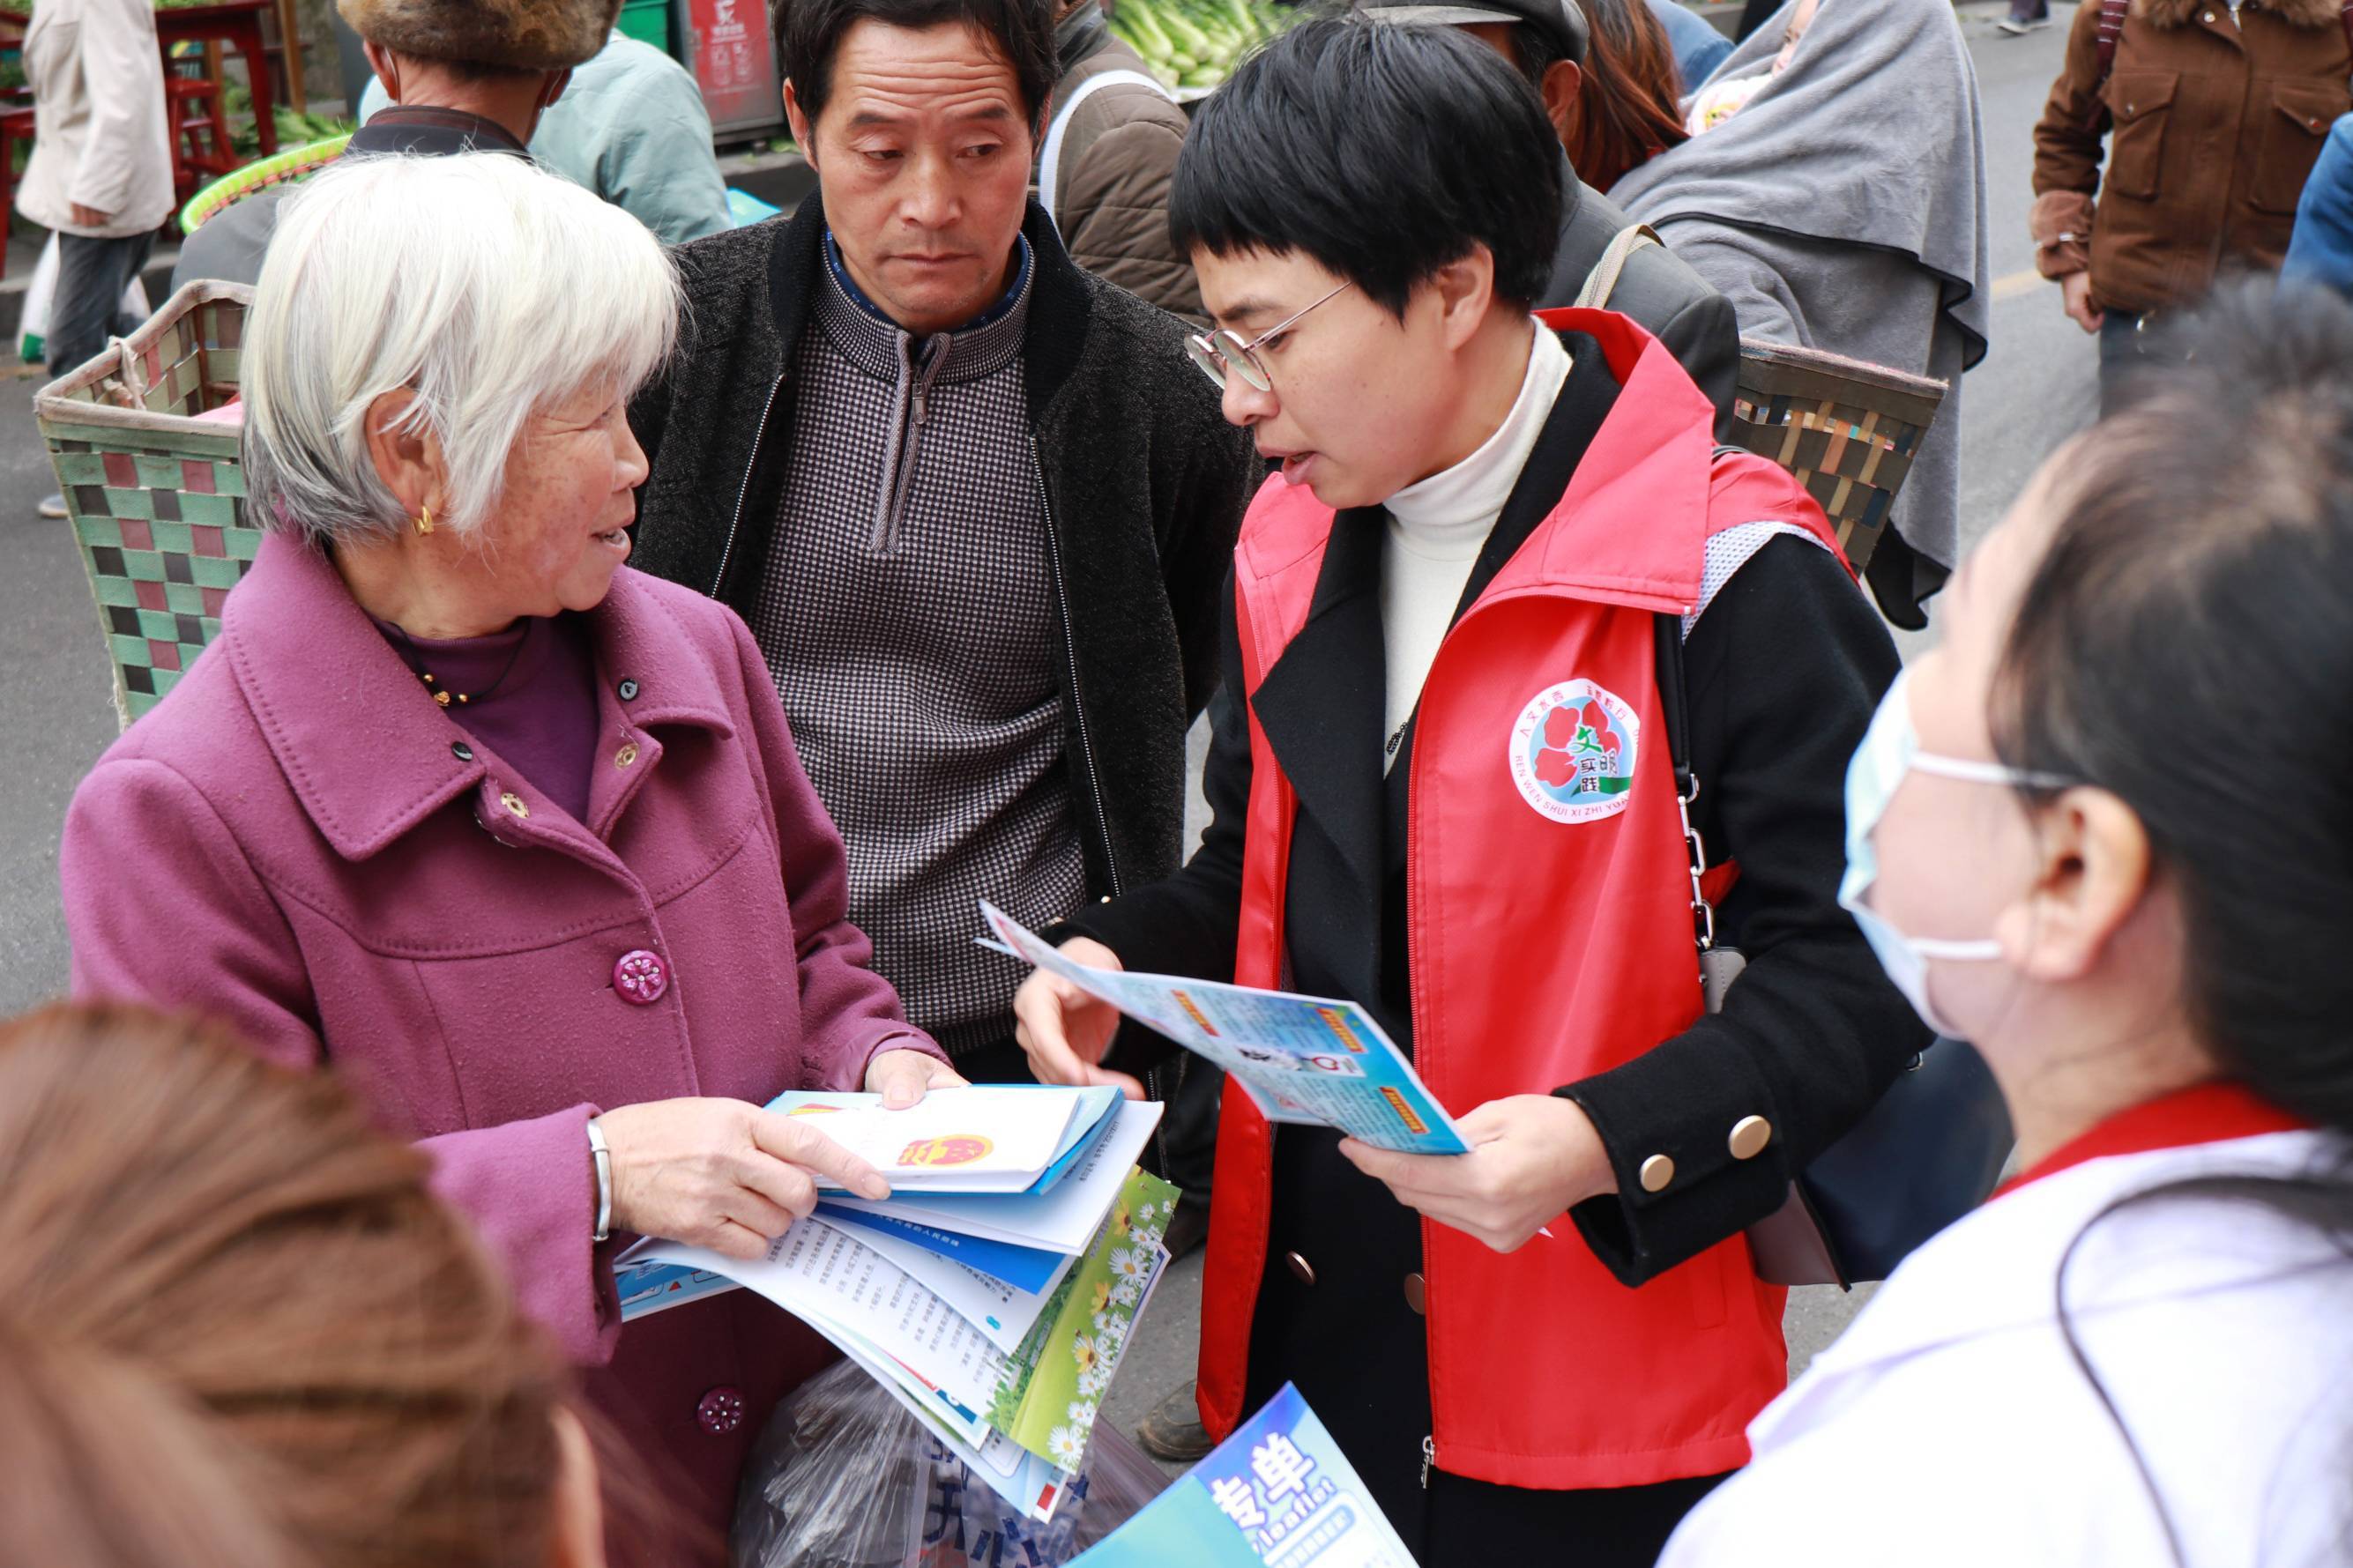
xmin=36 ymin=281 xmax=257 ymax=730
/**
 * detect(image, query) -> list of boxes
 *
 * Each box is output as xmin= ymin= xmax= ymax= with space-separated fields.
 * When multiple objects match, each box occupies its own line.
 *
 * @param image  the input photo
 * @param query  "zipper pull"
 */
xmin=1420 ymin=1436 xmax=1434 ymax=1490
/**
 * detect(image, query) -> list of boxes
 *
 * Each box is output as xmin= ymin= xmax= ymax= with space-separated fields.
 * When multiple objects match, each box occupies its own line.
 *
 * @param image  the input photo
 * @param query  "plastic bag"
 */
xmin=19 ymin=234 xmax=153 ymax=365
xmin=732 ymin=1359 xmax=1170 ymax=1568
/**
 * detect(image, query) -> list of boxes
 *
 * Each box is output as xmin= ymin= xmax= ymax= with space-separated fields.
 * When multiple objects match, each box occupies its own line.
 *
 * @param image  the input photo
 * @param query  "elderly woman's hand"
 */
xmin=864 ymin=1047 xmax=968 ymax=1107
xmin=596 ymin=1097 xmax=895 ymax=1261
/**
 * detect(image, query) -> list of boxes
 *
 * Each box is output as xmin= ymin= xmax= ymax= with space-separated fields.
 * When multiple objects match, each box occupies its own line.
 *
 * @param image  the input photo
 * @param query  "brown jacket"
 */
xmin=2030 ymin=0 xmax=2350 ymax=316
xmin=1040 ymin=35 xmax=1204 ymax=324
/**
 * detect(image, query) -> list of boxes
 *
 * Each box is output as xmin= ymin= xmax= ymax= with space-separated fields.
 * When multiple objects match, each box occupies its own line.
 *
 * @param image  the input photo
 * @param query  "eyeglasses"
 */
xmin=1184 ymin=281 xmax=1354 ymax=393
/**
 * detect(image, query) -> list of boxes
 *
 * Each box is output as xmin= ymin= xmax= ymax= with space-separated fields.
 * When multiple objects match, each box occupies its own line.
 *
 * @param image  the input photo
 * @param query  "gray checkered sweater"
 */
xmin=748 ymin=249 xmax=1086 ymax=1056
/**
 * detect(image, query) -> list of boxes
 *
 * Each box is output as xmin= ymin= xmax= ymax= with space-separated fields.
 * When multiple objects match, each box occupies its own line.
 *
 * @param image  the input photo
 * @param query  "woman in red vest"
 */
xmin=1015 ymin=20 xmax=1926 ymax=1565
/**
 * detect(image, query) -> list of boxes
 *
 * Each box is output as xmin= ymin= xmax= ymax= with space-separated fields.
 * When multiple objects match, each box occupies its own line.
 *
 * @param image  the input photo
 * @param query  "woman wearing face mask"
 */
xmin=1660 ymin=284 xmax=2353 ymax=1567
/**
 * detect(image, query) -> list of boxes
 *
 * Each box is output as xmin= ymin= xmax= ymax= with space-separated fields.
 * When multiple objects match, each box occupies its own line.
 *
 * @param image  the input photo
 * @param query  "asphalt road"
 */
xmin=0 ymin=0 xmax=2094 ymax=1467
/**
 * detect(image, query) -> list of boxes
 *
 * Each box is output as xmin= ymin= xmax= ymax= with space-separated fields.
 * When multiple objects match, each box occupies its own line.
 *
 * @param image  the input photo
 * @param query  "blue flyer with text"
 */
xmin=1071 ymin=1384 xmax=1418 ymax=1568
xmin=982 ymin=902 xmax=1470 ymax=1156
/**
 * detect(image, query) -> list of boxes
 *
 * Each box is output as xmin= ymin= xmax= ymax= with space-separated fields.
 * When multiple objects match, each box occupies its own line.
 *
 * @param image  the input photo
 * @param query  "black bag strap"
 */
xmin=1651 ymin=610 xmax=1716 ymax=953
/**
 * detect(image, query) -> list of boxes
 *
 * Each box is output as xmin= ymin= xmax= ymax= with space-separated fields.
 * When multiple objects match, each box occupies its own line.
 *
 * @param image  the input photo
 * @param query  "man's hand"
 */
xmin=68 ymin=203 xmax=111 ymax=229
xmin=865 ymin=1046 xmax=967 ymax=1108
xmin=1012 ymin=937 xmax=1144 ymax=1098
xmin=2060 ymin=271 xmax=2104 ymax=335
xmin=1338 ymin=1095 xmax=1616 ymax=1254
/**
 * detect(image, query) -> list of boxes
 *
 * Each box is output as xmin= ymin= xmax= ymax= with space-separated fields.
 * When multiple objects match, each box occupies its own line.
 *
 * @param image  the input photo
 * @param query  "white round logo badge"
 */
xmin=1507 ymin=680 xmax=1641 ymax=824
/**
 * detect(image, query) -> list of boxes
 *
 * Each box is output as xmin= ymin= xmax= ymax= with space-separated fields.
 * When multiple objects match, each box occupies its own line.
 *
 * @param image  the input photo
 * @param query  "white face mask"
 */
xmin=1839 ymin=669 xmax=2063 ymax=1038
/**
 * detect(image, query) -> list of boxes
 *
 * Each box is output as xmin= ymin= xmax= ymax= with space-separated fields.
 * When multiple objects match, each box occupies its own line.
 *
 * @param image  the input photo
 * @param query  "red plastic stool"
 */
xmin=0 ymin=103 xmax=35 ymax=253
xmin=165 ymin=67 xmax=238 ymax=201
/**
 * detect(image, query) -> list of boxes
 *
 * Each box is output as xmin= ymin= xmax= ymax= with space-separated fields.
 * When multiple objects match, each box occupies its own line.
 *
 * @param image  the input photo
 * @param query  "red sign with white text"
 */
xmin=684 ymin=0 xmax=783 ymax=136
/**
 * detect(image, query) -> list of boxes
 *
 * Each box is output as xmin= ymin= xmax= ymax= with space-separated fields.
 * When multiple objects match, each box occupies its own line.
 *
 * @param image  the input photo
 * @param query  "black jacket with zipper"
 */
xmin=627 ymin=195 xmax=1261 ymax=903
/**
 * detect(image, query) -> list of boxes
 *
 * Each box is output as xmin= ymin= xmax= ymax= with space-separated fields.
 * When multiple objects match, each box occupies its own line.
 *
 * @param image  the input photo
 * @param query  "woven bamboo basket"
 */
xmin=1726 ymin=339 xmax=1948 ymax=576
xmin=36 ymin=281 xmax=257 ymax=730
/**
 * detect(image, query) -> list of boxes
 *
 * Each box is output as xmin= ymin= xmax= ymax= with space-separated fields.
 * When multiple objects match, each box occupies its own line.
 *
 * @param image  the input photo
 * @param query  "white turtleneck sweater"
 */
xmin=1379 ymin=326 xmax=1573 ymax=770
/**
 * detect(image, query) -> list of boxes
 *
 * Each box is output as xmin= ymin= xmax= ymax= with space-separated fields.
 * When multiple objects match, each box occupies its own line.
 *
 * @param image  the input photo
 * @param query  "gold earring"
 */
xmin=413 ymin=505 xmax=434 ymax=536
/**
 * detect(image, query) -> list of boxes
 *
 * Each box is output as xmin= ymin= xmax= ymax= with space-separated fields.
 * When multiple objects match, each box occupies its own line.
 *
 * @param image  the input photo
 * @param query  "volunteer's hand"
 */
xmin=1338 ymin=1095 xmax=1616 ymax=1254
xmin=598 ymin=1096 xmax=892 ymax=1261
xmin=69 ymin=202 xmax=111 ymax=229
xmin=2060 ymin=272 xmax=2104 ymax=335
xmin=865 ymin=1046 xmax=967 ymax=1108
xmin=1012 ymin=937 xmax=1144 ymax=1099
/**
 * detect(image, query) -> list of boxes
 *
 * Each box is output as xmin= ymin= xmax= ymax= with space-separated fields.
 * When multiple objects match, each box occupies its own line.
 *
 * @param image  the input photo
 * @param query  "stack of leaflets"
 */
xmin=981 ymin=901 xmax=1471 ymax=1156
xmin=616 ymin=1083 xmax=1173 ymax=1524
xmin=1073 ymin=1383 xmax=1419 ymax=1567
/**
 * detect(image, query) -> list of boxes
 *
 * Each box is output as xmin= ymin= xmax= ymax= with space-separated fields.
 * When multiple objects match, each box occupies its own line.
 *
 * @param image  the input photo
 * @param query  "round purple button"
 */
xmin=696 ymin=1386 xmax=746 ymax=1437
xmin=613 ymin=948 xmax=667 ymax=1006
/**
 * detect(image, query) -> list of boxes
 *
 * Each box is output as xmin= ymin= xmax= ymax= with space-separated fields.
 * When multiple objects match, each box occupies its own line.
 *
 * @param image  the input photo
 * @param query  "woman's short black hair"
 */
xmin=1170 ymin=18 xmax=1566 ymax=316
xmin=774 ymin=0 xmax=1058 ymax=129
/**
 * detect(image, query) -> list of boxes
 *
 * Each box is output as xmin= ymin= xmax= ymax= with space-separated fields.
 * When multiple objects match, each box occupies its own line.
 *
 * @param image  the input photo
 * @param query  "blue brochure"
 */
xmin=1072 ymin=1384 xmax=1418 ymax=1567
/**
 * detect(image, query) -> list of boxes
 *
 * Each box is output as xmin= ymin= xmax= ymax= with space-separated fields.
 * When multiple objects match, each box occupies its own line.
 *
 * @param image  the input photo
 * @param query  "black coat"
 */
xmin=626 ymin=197 xmax=1262 ymax=903
xmin=1539 ymin=163 xmax=1744 ymax=437
xmin=1068 ymin=335 xmax=1928 ymax=1561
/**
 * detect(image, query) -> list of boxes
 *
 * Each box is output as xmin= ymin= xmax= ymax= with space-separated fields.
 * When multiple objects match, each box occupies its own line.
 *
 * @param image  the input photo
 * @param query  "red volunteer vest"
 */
xmin=1197 ymin=310 xmax=1849 ymax=1490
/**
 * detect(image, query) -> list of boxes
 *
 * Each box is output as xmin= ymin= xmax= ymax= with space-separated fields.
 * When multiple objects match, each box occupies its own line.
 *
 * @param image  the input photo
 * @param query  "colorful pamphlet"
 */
xmin=768 ymin=1084 xmax=1120 ymax=1193
xmin=1071 ymin=1384 xmax=1419 ymax=1567
xmin=980 ymin=901 xmax=1471 ymax=1156
xmin=620 ymin=1164 xmax=1177 ymax=1524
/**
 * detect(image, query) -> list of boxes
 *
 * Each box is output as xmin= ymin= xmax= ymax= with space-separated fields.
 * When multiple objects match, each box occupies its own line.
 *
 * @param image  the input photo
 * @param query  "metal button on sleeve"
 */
xmin=614 ymin=741 xmax=639 ymax=769
xmin=696 ymin=1386 xmax=746 ymax=1437
xmin=1729 ymin=1116 xmax=1773 ymax=1161
xmin=1404 ymin=1273 xmax=1426 ymax=1315
xmin=450 ymin=741 xmax=473 ymax=762
xmin=613 ymin=949 xmax=668 ymax=1006
xmin=500 ymin=791 xmax=529 ymax=819
xmin=617 ymin=678 xmax=640 ymax=702
xmin=1639 ymin=1154 xmax=1676 ymax=1193
xmin=1284 ymin=1251 xmax=1316 ymax=1286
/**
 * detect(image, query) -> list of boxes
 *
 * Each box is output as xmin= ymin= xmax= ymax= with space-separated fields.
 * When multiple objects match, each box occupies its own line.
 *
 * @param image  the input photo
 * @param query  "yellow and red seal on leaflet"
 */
xmin=1379 ymin=1087 xmax=1431 ymax=1136
xmin=897 ymin=1134 xmax=995 ymax=1169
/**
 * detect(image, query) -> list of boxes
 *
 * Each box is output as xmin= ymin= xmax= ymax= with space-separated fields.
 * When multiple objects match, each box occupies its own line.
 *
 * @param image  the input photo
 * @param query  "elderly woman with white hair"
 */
xmin=58 ymin=152 xmax=963 ymax=1537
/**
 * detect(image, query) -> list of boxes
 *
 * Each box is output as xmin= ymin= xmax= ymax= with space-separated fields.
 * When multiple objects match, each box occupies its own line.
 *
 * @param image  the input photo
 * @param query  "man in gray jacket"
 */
xmin=1360 ymin=0 xmax=1739 ymax=427
xmin=629 ymin=0 xmax=1257 ymax=1084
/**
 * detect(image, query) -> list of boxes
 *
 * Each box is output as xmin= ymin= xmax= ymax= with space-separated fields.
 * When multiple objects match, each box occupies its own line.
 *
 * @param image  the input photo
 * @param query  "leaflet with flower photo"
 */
xmin=986 ymin=1167 xmax=1179 ymax=1472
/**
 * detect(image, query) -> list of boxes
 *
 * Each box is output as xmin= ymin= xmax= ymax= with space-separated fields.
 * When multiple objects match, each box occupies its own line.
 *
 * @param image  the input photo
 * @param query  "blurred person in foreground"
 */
xmin=0 ymin=1002 xmax=622 ymax=1568
xmin=1014 ymin=19 xmax=1923 ymax=1564
xmin=62 ymin=152 xmax=958 ymax=1549
xmin=1664 ymin=286 xmax=2353 ymax=1568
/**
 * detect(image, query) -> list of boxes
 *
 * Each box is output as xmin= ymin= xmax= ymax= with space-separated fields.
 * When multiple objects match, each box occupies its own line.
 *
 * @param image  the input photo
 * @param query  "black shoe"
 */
xmin=1135 ymin=1380 xmax=1215 ymax=1463
xmin=1163 ymin=1192 xmax=1210 ymax=1260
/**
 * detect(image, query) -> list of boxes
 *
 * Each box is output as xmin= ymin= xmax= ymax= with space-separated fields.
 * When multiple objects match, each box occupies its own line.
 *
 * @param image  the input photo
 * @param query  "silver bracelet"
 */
xmin=586 ymin=1116 xmax=613 ymax=1244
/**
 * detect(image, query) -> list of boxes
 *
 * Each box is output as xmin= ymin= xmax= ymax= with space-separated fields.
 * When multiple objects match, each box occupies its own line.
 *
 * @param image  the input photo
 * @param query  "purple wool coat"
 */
xmin=61 ymin=530 xmax=946 ymax=1543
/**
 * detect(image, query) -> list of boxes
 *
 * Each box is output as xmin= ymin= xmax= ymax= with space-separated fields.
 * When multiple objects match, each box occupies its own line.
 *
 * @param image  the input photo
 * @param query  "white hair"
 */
xmin=242 ymin=152 xmax=680 ymax=546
